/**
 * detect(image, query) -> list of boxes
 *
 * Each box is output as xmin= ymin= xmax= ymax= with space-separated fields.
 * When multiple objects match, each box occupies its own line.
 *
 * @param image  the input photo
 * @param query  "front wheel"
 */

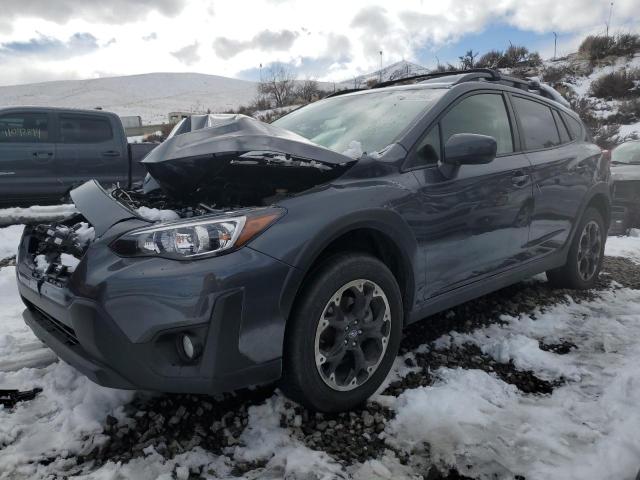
xmin=280 ymin=253 xmax=403 ymax=412
xmin=546 ymin=207 xmax=606 ymax=289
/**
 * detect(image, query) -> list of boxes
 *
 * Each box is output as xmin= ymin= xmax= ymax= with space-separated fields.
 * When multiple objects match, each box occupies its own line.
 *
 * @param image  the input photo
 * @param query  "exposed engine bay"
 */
xmin=139 ymin=114 xmax=355 ymax=206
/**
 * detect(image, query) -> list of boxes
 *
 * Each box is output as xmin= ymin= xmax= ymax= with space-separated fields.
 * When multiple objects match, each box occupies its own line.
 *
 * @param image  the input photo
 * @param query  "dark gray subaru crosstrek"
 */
xmin=16 ymin=69 xmax=610 ymax=412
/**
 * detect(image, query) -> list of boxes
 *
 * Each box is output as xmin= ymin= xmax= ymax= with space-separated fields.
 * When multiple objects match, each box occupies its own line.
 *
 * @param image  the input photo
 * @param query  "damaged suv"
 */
xmin=16 ymin=69 xmax=610 ymax=412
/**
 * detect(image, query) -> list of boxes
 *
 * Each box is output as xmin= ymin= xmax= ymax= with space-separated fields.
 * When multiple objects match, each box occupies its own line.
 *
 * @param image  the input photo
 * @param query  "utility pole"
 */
xmin=259 ymin=63 xmax=262 ymax=83
xmin=379 ymin=50 xmax=383 ymax=83
xmin=553 ymin=32 xmax=558 ymax=60
xmin=606 ymin=1 xmax=614 ymax=38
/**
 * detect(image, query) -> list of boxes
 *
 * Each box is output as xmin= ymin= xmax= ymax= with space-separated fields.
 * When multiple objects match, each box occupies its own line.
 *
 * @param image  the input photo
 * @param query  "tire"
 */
xmin=546 ymin=207 xmax=605 ymax=289
xmin=280 ymin=253 xmax=403 ymax=412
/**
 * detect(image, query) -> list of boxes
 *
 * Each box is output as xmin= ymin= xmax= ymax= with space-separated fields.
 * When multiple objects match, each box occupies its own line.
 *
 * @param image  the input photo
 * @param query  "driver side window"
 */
xmin=441 ymin=93 xmax=514 ymax=155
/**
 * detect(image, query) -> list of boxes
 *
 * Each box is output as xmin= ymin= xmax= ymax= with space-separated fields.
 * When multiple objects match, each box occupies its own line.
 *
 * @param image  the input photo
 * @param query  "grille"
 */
xmin=32 ymin=305 xmax=79 ymax=346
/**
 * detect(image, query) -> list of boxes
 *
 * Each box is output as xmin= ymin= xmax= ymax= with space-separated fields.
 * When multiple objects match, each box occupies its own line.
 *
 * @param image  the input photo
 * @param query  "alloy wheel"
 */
xmin=314 ymin=279 xmax=391 ymax=391
xmin=577 ymin=220 xmax=602 ymax=281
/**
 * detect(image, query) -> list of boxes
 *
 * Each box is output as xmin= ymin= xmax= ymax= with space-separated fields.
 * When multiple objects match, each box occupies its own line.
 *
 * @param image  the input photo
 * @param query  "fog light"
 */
xmin=177 ymin=333 xmax=201 ymax=363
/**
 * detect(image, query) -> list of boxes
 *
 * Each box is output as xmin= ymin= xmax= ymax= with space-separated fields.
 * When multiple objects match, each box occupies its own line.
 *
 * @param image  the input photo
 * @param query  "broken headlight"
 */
xmin=111 ymin=208 xmax=284 ymax=259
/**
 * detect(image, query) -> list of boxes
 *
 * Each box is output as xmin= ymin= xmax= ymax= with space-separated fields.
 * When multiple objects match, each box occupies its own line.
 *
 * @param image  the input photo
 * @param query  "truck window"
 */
xmin=0 ymin=113 xmax=49 ymax=143
xmin=59 ymin=114 xmax=113 ymax=143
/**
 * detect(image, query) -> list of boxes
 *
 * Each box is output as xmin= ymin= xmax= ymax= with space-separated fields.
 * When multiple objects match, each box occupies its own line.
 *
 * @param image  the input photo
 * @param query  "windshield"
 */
xmin=612 ymin=141 xmax=640 ymax=164
xmin=272 ymin=88 xmax=445 ymax=156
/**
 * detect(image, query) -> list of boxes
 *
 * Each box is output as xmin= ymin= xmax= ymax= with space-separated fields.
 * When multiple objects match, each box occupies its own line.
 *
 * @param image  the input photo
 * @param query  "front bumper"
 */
xmin=17 ymin=225 xmax=296 ymax=394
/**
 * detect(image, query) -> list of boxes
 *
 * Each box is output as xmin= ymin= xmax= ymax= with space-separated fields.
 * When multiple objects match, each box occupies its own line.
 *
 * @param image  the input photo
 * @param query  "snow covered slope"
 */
xmin=0 ymin=73 xmax=258 ymax=125
xmin=339 ymin=60 xmax=429 ymax=88
xmin=541 ymin=52 xmax=640 ymax=142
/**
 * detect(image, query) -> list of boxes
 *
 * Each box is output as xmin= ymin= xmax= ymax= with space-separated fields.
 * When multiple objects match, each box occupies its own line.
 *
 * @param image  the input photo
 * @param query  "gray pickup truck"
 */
xmin=0 ymin=107 xmax=157 ymax=206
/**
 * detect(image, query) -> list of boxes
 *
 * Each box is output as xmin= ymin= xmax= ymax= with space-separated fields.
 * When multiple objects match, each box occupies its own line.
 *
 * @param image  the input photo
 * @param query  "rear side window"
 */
xmin=59 ymin=114 xmax=113 ymax=143
xmin=513 ymin=97 xmax=560 ymax=150
xmin=441 ymin=93 xmax=514 ymax=155
xmin=552 ymin=110 xmax=571 ymax=144
xmin=561 ymin=112 xmax=585 ymax=141
xmin=0 ymin=113 xmax=49 ymax=143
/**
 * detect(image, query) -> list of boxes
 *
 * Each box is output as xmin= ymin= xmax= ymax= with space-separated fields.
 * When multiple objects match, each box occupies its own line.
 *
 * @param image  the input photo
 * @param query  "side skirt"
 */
xmin=408 ymin=251 xmax=566 ymax=325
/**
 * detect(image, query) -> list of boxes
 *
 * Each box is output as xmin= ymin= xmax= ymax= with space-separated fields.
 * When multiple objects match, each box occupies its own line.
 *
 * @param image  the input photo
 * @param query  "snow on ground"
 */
xmin=2 ymin=212 xmax=640 ymax=478
xmin=391 ymin=288 xmax=640 ymax=479
xmin=0 ymin=204 xmax=77 ymax=228
xmin=0 ymin=224 xmax=24 ymax=260
xmin=0 ymin=264 xmax=133 ymax=477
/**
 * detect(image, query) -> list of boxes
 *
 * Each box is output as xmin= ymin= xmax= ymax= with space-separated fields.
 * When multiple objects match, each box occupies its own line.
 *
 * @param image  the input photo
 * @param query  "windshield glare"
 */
xmin=272 ymin=88 xmax=445 ymax=156
xmin=612 ymin=141 xmax=640 ymax=164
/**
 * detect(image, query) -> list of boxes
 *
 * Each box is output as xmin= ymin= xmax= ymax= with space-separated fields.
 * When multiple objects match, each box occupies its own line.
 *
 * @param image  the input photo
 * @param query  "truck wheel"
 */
xmin=280 ymin=253 xmax=403 ymax=412
xmin=546 ymin=207 xmax=605 ymax=289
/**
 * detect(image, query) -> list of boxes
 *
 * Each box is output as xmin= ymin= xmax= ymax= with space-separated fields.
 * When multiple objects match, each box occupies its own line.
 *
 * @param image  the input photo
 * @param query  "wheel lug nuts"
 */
xmin=358 ymin=330 xmax=362 ymax=334
xmin=344 ymin=339 xmax=348 ymax=344
xmin=352 ymin=342 xmax=356 ymax=346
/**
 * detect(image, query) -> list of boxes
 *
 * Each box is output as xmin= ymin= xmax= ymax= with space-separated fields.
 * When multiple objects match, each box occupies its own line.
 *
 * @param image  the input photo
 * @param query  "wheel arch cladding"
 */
xmin=586 ymin=192 xmax=611 ymax=229
xmin=283 ymin=212 xmax=418 ymax=330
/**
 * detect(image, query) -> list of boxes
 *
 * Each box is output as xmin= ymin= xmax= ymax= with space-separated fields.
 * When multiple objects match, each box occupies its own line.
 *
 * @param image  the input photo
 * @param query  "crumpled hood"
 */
xmin=611 ymin=164 xmax=640 ymax=181
xmin=141 ymin=114 xmax=356 ymax=203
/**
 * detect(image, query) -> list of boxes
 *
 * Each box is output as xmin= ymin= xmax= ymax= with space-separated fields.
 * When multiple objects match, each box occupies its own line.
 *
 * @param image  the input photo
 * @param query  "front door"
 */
xmin=0 ymin=110 xmax=57 ymax=204
xmin=409 ymin=92 xmax=534 ymax=298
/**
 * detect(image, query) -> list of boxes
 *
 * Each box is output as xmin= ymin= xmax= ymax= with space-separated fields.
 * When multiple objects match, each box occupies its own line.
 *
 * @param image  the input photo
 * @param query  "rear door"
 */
xmin=54 ymin=113 xmax=128 ymax=191
xmin=409 ymin=92 xmax=534 ymax=297
xmin=0 ymin=110 xmax=57 ymax=203
xmin=511 ymin=95 xmax=596 ymax=257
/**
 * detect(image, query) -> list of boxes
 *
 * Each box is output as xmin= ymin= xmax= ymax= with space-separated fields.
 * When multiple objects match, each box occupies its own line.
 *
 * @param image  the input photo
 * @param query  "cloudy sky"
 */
xmin=0 ymin=0 xmax=638 ymax=86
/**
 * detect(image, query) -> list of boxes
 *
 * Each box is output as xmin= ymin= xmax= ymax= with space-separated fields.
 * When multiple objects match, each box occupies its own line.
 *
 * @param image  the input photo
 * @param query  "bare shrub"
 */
xmin=590 ymin=70 xmax=640 ymax=99
xmin=259 ymin=65 xmax=297 ymax=108
xmin=295 ymin=78 xmax=321 ymax=103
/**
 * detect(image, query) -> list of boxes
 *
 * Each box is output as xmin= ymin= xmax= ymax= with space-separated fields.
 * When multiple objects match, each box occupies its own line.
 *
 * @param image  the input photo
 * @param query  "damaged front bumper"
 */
xmin=16 ymin=182 xmax=296 ymax=394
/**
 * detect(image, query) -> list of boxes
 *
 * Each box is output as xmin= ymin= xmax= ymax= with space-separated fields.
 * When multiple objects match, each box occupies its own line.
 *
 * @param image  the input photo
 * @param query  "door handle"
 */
xmin=32 ymin=152 xmax=53 ymax=162
xmin=511 ymin=172 xmax=529 ymax=187
xmin=102 ymin=150 xmax=120 ymax=157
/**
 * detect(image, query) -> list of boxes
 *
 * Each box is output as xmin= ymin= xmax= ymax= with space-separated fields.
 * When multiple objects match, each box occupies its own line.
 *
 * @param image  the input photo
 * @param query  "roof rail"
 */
xmin=322 ymin=68 xmax=570 ymax=108
xmin=324 ymin=87 xmax=366 ymax=98
xmin=372 ymin=68 xmax=502 ymax=89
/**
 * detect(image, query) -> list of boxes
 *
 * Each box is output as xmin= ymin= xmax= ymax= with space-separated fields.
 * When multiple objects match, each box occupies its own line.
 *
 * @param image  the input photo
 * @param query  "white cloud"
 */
xmin=0 ymin=0 xmax=638 ymax=86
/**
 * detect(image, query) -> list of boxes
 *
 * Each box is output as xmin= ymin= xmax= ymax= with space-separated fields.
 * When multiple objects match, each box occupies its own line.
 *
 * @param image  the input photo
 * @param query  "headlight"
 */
xmin=111 ymin=207 xmax=284 ymax=259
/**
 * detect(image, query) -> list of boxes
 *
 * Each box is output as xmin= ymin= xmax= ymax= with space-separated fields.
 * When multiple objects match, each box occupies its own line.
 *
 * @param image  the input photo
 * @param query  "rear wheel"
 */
xmin=546 ymin=207 xmax=605 ymax=289
xmin=280 ymin=253 xmax=403 ymax=412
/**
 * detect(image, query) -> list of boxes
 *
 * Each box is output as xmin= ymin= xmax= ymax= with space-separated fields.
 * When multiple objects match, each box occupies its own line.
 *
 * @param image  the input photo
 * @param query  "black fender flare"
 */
xmin=564 ymin=181 xmax=611 ymax=256
xmin=276 ymin=207 xmax=420 ymax=334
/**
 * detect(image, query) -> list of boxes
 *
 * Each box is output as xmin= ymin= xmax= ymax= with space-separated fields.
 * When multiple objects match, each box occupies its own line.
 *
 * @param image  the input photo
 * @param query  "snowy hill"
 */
xmin=539 ymin=52 xmax=640 ymax=144
xmin=0 ymin=73 xmax=258 ymax=125
xmin=339 ymin=60 xmax=429 ymax=88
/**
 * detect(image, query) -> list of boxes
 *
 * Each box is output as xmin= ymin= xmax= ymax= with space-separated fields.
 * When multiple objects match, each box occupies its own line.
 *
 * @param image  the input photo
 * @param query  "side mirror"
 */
xmin=444 ymin=133 xmax=497 ymax=166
